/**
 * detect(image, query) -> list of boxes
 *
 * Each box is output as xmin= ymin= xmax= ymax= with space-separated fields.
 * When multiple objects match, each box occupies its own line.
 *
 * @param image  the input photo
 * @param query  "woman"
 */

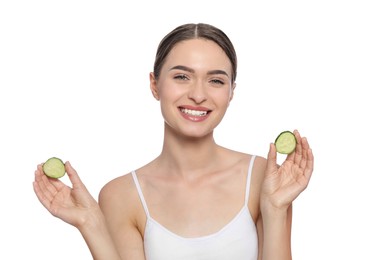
xmin=33 ymin=23 xmax=314 ymax=260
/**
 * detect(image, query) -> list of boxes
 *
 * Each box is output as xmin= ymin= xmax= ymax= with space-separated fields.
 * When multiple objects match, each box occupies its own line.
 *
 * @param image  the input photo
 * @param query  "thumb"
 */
xmin=65 ymin=161 xmax=85 ymax=189
xmin=266 ymin=143 xmax=278 ymax=171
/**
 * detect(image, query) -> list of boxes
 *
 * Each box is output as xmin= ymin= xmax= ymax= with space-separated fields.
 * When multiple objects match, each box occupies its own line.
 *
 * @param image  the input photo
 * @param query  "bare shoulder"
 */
xmin=99 ymin=173 xmax=133 ymax=205
xmin=252 ymin=155 xmax=267 ymax=180
xmin=98 ymin=173 xmax=148 ymax=258
xmin=239 ymin=153 xmax=266 ymax=193
xmin=98 ymin=173 xmax=144 ymax=225
xmin=222 ymin=148 xmax=267 ymax=193
xmin=225 ymin=148 xmax=267 ymax=178
xmin=245 ymin=154 xmax=267 ymax=219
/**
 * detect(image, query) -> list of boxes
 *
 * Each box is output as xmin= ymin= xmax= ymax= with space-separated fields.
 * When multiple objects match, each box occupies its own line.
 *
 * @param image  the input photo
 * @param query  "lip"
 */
xmin=178 ymin=105 xmax=212 ymax=122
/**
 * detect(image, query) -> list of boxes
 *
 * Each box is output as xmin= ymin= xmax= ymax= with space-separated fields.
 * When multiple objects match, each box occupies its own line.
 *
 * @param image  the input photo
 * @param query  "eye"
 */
xmin=173 ymin=74 xmax=189 ymax=81
xmin=210 ymin=79 xmax=225 ymax=85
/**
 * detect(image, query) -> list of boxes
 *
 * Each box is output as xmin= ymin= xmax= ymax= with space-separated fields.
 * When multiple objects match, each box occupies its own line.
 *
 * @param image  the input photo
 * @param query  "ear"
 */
xmin=229 ymin=82 xmax=236 ymax=102
xmin=149 ymin=72 xmax=160 ymax=100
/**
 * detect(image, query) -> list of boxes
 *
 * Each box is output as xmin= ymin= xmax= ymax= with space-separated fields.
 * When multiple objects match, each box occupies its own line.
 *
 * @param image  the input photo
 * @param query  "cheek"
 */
xmin=157 ymin=80 xmax=184 ymax=99
xmin=159 ymin=88 xmax=184 ymax=105
xmin=211 ymin=89 xmax=233 ymax=105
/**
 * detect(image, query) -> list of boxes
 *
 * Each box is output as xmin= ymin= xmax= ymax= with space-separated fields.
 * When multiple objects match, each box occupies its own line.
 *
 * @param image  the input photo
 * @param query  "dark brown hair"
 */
xmin=153 ymin=23 xmax=237 ymax=84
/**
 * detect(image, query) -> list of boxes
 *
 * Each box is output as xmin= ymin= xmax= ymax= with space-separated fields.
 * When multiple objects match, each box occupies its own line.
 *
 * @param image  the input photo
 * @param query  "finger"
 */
xmin=36 ymin=164 xmax=62 ymax=195
xmin=33 ymin=180 xmax=52 ymax=211
xmin=34 ymin=165 xmax=55 ymax=196
xmin=304 ymin=147 xmax=314 ymax=181
xmin=288 ymin=129 xmax=302 ymax=164
xmin=33 ymin=170 xmax=56 ymax=212
xmin=299 ymin=137 xmax=310 ymax=169
xmin=266 ymin=143 xmax=278 ymax=172
xmin=65 ymin=161 xmax=85 ymax=190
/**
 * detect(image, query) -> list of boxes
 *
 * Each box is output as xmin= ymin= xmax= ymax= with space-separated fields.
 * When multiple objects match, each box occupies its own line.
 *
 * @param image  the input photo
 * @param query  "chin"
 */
xmin=179 ymin=128 xmax=214 ymax=140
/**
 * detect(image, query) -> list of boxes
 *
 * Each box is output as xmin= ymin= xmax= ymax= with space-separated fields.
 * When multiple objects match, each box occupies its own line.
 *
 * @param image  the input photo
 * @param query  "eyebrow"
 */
xmin=169 ymin=65 xmax=229 ymax=78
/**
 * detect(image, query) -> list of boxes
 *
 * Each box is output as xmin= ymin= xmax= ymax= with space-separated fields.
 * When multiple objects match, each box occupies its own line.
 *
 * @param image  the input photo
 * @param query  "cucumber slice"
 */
xmin=43 ymin=157 xmax=66 ymax=178
xmin=275 ymin=131 xmax=297 ymax=154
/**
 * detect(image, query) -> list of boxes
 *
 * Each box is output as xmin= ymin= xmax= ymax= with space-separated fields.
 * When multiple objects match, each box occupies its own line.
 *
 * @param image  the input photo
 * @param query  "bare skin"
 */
xmin=33 ymin=38 xmax=314 ymax=260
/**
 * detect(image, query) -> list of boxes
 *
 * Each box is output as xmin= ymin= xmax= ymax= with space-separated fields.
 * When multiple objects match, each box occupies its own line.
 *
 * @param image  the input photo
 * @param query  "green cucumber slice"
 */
xmin=275 ymin=131 xmax=297 ymax=154
xmin=43 ymin=157 xmax=66 ymax=178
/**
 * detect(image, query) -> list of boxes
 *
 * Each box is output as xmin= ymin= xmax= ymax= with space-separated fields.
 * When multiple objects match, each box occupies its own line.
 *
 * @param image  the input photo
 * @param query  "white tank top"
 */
xmin=131 ymin=155 xmax=258 ymax=260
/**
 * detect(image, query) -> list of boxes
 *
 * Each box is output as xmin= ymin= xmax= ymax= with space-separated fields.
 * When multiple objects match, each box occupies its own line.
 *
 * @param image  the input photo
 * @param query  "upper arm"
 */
xmin=257 ymin=213 xmax=264 ymax=260
xmin=249 ymin=156 xmax=267 ymax=260
xmin=253 ymin=154 xmax=293 ymax=260
xmin=99 ymin=176 xmax=146 ymax=260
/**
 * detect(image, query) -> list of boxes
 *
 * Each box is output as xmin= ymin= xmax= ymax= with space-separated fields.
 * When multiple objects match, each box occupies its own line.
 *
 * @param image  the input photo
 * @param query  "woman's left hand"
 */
xmin=261 ymin=130 xmax=314 ymax=213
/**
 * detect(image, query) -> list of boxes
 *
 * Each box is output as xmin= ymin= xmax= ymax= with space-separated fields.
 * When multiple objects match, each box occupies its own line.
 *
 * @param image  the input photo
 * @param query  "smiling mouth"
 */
xmin=179 ymin=108 xmax=210 ymax=117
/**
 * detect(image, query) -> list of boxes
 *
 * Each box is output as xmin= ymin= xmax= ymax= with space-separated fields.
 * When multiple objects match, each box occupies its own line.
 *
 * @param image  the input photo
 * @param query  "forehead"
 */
xmin=164 ymin=39 xmax=232 ymax=72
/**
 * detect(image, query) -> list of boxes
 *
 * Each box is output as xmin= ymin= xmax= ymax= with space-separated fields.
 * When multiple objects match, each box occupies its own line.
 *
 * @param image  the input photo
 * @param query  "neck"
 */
xmin=157 ymin=124 xmax=222 ymax=177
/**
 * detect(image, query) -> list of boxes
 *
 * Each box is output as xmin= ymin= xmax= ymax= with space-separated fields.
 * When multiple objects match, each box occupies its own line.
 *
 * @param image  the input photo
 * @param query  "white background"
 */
xmin=1 ymin=0 xmax=389 ymax=259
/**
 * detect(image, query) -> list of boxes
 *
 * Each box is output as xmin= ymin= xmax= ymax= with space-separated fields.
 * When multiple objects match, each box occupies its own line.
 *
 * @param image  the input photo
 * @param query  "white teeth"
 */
xmin=181 ymin=108 xmax=208 ymax=116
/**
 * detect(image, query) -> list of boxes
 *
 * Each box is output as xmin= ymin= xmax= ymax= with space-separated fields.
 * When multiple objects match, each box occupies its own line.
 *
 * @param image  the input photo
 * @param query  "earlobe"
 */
xmin=149 ymin=72 xmax=160 ymax=100
xmin=229 ymin=82 xmax=236 ymax=102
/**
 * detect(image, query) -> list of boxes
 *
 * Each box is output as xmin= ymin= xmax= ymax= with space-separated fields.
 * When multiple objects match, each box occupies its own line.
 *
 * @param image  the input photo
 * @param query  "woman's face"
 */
xmin=150 ymin=39 xmax=235 ymax=138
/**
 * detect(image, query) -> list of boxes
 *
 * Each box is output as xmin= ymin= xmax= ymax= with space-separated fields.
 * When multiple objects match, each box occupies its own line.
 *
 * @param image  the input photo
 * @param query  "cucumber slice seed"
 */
xmin=43 ymin=157 xmax=66 ymax=178
xmin=275 ymin=131 xmax=297 ymax=154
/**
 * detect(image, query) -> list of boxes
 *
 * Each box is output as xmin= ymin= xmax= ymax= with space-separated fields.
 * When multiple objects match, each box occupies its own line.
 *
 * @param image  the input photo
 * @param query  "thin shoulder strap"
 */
xmin=245 ymin=155 xmax=257 ymax=205
xmin=131 ymin=170 xmax=150 ymax=217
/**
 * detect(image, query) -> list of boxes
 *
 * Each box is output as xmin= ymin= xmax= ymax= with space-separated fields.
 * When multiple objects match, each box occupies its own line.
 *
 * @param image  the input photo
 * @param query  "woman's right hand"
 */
xmin=33 ymin=161 xmax=101 ymax=229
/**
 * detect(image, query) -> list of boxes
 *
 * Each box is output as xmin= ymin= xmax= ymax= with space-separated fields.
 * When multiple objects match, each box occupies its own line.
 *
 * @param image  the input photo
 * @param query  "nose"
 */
xmin=188 ymin=80 xmax=207 ymax=104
